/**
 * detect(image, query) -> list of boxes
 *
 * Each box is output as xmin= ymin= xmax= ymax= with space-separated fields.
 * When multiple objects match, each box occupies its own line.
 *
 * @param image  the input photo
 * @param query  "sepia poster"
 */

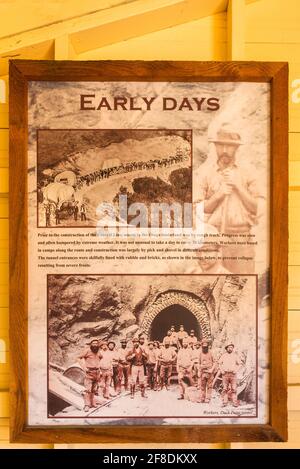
xmin=27 ymin=80 xmax=270 ymax=426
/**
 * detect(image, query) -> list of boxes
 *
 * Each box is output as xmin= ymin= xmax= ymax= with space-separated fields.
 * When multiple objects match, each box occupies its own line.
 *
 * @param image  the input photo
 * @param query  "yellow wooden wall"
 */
xmin=0 ymin=0 xmax=299 ymax=449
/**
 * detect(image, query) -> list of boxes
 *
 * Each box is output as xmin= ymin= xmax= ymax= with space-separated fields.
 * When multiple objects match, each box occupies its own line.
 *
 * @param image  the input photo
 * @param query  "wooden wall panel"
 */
xmin=77 ymin=13 xmax=227 ymax=61
xmin=0 ymin=152 xmax=8 ymax=168
xmin=0 ymin=130 xmax=8 ymax=151
xmin=289 ymin=133 xmax=300 ymax=162
xmin=0 ymin=169 xmax=8 ymax=193
xmin=0 ymin=199 xmax=8 ymax=219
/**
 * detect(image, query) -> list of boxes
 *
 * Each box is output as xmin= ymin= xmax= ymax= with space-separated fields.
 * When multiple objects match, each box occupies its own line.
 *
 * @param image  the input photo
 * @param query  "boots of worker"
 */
xmin=83 ymin=392 xmax=92 ymax=412
xmin=90 ymin=393 xmax=98 ymax=408
xmin=130 ymin=385 xmax=135 ymax=399
xmin=116 ymin=384 xmax=121 ymax=395
xmin=141 ymin=385 xmax=148 ymax=398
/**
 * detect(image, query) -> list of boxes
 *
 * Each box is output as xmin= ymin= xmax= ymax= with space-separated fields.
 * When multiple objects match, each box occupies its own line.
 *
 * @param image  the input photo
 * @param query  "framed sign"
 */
xmin=9 ymin=60 xmax=288 ymax=443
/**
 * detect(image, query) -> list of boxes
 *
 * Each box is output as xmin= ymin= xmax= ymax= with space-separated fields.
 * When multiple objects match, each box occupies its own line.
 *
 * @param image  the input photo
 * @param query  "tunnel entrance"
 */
xmin=140 ymin=290 xmax=212 ymax=343
xmin=150 ymin=304 xmax=201 ymax=342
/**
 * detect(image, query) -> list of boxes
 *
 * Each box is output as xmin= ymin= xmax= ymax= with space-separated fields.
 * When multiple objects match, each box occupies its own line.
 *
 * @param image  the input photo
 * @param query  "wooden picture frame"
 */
xmin=9 ymin=60 xmax=288 ymax=443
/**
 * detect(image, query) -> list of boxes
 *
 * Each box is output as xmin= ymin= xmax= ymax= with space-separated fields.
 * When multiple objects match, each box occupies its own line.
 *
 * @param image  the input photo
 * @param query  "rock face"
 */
xmin=48 ymin=274 xmax=256 ymax=370
xmin=36 ymin=130 xmax=191 ymax=177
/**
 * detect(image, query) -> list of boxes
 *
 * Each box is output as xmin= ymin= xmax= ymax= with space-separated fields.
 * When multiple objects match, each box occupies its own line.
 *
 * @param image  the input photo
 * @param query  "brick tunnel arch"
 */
xmin=140 ymin=290 xmax=211 ymax=342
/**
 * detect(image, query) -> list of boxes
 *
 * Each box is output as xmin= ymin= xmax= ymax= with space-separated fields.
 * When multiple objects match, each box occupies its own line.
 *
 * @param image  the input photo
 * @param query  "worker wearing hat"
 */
xmin=126 ymin=337 xmax=148 ymax=399
xmin=177 ymin=338 xmax=193 ymax=399
xmin=169 ymin=325 xmax=178 ymax=349
xmin=219 ymin=342 xmax=241 ymax=407
xmin=78 ymin=339 xmax=102 ymax=412
xmin=99 ymin=340 xmax=113 ymax=400
xmin=138 ymin=333 xmax=148 ymax=378
xmin=153 ymin=341 xmax=161 ymax=387
xmin=163 ymin=330 xmax=173 ymax=346
xmin=198 ymin=339 xmax=216 ymax=404
xmin=138 ymin=333 xmax=148 ymax=354
xmin=157 ymin=338 xmax=177 ymax=390
xmin=118 ymin=338 xmax=130 ymax=392
xmin=196 ymin=125 xmax=263 ymax=273
xmin=191 ymin=340 xmax=201 ymax=386
xmin=146 ymin=341 xmax=158 ymax=391
xmin=177 ymin=325 xmax=188 ymax=348
xmin=107 ymin=340 xmax=121 ymax=395
xmin=188 ymin=330 xmax=198 ymax=346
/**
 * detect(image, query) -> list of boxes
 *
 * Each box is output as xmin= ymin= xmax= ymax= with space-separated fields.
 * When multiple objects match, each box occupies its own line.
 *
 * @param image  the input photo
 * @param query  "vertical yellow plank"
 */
xmin=0 ymin=220 xmax=8 ymax=241
xmin=0 ymin=168 xmax=8 ymax=193
xmin=0 ymin=198 xmax=8 ymax=218
xmin=227 ymin=0 xmax=245 ymax=60
xmin=0 ymin=152 xmax=8 ymax=169
xmin=0 ymin=392 xmax=8 ymax=417
xmin=0 ymin=130 xmax=8 ymax=151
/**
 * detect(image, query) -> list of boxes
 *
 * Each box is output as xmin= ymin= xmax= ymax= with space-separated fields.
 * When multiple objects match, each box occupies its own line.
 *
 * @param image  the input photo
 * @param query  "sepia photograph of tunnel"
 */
xmin=47 ymin=274 xmax=257 ymax=420
xmin=150 ymin=304 xmax=200 ymax=343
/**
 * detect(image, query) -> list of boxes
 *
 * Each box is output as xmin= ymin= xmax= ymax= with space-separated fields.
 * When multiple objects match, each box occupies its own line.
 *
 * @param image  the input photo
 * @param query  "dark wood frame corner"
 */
xmin=9 ymin=60 xmax=288 ymax=444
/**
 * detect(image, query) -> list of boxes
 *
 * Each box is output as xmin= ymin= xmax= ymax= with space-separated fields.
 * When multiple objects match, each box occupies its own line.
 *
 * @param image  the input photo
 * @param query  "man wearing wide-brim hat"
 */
xmin=107 ymin=340 xmax=121 ymax=395
xmin=126 ymin=337 xmax=149 ymax=399
xmin=118 ymin=338 xmax=130 ymax=392
xmin=197 ymin=125 xmax=264 ymax=273
xmin=78 ymin=338 xmax=102 ymax=412
xmin=99 ymin=340 xmax=113 ymax=400
xmin=146 ymin=341 xmax=158 ymax=391
xmin=170 ymin=325 xmax=178 ymax=349
xmin=197 ymin=339 xmax=216 ymax=404
xmin=218 ymin=342 xmax=241 ymax=407
xmin=177 ymin=324 xmax=188 ymax=349
xmin=176 ymin=338 xmax=193 ymax=399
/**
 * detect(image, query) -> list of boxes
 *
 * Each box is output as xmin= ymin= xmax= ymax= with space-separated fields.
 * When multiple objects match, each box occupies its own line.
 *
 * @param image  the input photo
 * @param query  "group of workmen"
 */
xmin=75 ymin=150 xmax=186 ymax=191
xmin=78 ymin=325 xmax=241 ymax=412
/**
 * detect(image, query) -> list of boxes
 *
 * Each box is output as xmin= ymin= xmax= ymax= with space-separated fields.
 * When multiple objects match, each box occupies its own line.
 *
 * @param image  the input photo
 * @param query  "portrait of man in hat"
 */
xmin=197 ymin=125 xmax=265 ymax=273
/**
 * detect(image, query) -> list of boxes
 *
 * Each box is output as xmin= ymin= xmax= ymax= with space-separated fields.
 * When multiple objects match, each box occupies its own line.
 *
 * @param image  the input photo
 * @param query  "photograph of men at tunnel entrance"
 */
xmin=47 ymin=273 xmax=258 ymax=423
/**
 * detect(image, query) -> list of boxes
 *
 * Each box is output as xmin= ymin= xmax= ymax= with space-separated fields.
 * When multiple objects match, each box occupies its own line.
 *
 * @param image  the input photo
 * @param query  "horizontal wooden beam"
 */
xmin=0 ymin=1 xmax=134 ymax=40
xmin=0 ymin=0 xmax=228 ymax=59
xmin=70 ymin=0 xmax=228 ymax=54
